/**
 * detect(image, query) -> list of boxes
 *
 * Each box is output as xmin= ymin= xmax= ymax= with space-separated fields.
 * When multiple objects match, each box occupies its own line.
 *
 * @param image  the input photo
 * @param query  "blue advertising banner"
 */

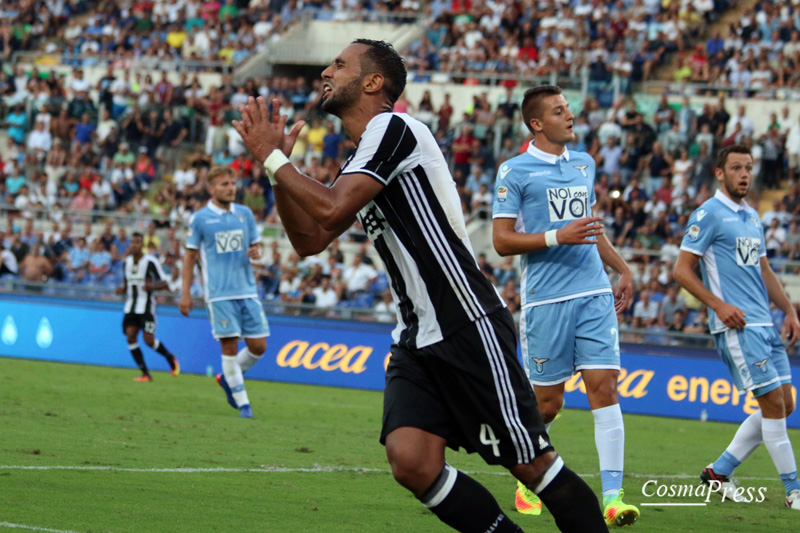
xmin=1 ymin=296 xmax=797 ymax=427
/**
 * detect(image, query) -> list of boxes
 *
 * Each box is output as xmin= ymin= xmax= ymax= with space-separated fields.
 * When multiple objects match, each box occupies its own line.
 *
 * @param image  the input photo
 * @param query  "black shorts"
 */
xmin=380 ymin=309 xmax=552 ymax=468
xmin=122 ymin=312 xmax=157 ymax=334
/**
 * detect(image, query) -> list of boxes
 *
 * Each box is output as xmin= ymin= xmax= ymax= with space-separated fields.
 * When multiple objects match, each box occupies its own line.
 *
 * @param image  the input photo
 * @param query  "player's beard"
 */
xmin=321 ymin=77 xmax=362 ymax=117
xmin=722 ymin=172 xmax=750 ymax=200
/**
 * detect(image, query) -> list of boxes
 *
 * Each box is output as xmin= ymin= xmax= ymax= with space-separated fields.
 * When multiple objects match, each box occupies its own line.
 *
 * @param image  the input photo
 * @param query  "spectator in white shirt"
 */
xmin=725 ymin=105 xmax=754 ymax=139
xmin=342 ymin=254 xmax=378 ymax=296
xmin=786 ymin=115 xmax=800 ymax=183
xmin=27 ymin=120 xmax=52 ymax=158
xmin=172 ymin=161 xmax=197 ymax=192
xmin=313 ymin=276 xmax=340 ymax=309
xmin=633 ymin=290 xmax=660 ymax=327
xmin=765 ymin=218 xmax=787 ymax=258
xmin=374 ymin=289 xmax=398 ymax=323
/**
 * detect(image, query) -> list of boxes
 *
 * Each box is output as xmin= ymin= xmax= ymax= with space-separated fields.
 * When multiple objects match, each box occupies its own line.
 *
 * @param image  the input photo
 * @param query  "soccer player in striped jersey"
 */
xmin=117 ymin=232 xmax=179 ymax=381
xmin=675 ymin=145 xmax=800 ymax=510
xmin=492 ymin=85 xmax=638 ymax=527
xmin=232 ymin=40 xmax=607 ymax=532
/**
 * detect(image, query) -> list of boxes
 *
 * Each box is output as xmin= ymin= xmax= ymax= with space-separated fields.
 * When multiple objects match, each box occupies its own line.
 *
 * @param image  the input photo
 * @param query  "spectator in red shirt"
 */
xmin=230 ymin=153 xmax=253 ymax=176
xmin=517 ymin=37 xmax=538 ymax=63
xmin=452 ymin=125 xmax=474 ymax=177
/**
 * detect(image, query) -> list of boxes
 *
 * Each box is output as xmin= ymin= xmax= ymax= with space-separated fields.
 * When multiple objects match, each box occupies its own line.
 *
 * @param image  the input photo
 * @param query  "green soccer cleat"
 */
xmin=514 ymin=480 xmax=542 ymax=515
xmin=604 ymin=489 xmax=640 ymax=527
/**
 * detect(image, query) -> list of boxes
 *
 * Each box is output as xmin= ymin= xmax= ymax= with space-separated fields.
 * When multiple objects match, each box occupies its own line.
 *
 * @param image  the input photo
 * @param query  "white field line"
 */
xmin=0 ymin=464 xmax=779 ymax=481
xmin=0 ymin=523 xmax=80 ymax=533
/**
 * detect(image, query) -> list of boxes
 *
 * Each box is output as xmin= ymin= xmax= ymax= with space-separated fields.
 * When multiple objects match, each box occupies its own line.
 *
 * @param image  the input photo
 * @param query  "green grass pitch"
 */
xmin=1 ymin=357 xmax=798 ymax=532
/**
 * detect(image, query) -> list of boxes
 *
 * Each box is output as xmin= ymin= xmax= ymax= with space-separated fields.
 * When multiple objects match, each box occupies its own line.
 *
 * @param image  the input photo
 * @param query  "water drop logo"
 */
xmin=2 ymin=316 xmax=18 ymax=346
xmin=36 ymin=317 xmax=53 ymax=349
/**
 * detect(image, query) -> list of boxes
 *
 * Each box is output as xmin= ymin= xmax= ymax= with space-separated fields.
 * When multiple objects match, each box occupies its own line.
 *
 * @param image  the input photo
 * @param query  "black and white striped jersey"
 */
xmin=123 ymin=254 xmax=166 ymax=315
xmin=340 ymin=112 xmax=505 ymax=349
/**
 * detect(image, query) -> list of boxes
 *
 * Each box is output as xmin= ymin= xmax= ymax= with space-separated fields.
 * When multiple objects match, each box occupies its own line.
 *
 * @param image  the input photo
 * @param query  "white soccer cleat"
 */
xmin=786 ymin=489 xmax=800 ymax=510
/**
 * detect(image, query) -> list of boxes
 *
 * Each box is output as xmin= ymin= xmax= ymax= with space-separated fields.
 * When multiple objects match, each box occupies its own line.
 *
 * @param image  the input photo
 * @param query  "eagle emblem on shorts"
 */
xmin=219 ymin=319 xmax=230 ymax=328
xmin=573 ymin=165 xmax=589 ymax=178
xmin=531 ymin=357 xmax=549 ymax=374
xmin=753 ymin=359 xmax=770 ymax=373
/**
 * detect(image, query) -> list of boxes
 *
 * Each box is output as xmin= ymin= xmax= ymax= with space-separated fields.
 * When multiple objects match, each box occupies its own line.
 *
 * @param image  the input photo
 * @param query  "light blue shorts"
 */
xmin=713 ymin=326 xmax=791 ymax=397
xmin=520 ymin=293 xmax=620 ymax=385
xmin=207 ymin=298 xmax=270 ymax=340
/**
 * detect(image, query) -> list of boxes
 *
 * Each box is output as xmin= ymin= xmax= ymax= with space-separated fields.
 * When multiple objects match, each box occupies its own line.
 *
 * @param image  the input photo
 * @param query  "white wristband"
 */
xmin=263 ymin=149 xmax=290 ymax=186
xmin=544 ymin=229 xmax=559 ymax=248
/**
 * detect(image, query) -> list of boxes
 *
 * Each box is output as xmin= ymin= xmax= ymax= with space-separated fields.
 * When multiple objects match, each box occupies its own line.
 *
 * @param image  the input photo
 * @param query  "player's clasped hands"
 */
xmin=556 ymin=216 xmax=604 ymax=245
xmin=232 ymin=97 xmax=305 ymax=163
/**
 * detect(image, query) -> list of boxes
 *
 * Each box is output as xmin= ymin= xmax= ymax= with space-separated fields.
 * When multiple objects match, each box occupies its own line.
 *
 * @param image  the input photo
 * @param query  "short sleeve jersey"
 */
xmin=680 ymin=189 xmax=773 ymax=334
xmin=185 ymin=201 xmax=260 ymax=302
xmin=492 ymin=143 xmax=611 ymax=308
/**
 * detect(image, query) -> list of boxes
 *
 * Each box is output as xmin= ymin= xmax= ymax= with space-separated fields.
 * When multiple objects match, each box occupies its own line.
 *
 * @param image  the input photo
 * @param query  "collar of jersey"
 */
xmin=714 ymin=189 xmax=749 ymax=212
xmin=527 ymin=142 xmax=570 ymax=164
xmin=207 ymin=200 xmax=234 ymax=215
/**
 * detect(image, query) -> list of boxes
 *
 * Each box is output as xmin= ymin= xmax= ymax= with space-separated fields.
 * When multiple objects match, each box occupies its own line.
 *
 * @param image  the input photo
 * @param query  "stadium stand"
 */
xmin=2 ymin=0 xmax=800 ymax=352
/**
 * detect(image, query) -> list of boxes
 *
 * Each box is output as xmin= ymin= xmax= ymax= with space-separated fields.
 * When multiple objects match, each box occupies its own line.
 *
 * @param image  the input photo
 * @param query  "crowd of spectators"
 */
xmin=3 ymin=0 xmax=800 ymax=346
xmin=405 ymin=0 xmax=731 ymax=89
xmin=679 ymin=0 xmax=800 ymax=91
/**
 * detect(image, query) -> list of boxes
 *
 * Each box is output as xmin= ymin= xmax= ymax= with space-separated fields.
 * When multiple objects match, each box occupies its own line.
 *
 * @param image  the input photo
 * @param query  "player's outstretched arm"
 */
xmin=179 ymin=249 xmax=199 ymax=316
xmin=674 ymin=250 xmax=746 ymax=329
xmin=596 ymin=232 xmax=633 ymax=311
xmin=493 ymin=216 xmax=604 ymax=256
xmin=760 ymin=256 xmax=800 ymax=345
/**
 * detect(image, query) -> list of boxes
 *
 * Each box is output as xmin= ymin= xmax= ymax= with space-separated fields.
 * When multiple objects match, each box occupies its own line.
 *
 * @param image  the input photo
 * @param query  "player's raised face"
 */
xmin=532 ymin=94 xmax=575 ymax=146
xmin=320 ymin=44 xmax=367 ymax=116
xmin=716 ymin=152 xmax=753 ymax=200
xmin=209 ymin=173 xmax=237 ymax=205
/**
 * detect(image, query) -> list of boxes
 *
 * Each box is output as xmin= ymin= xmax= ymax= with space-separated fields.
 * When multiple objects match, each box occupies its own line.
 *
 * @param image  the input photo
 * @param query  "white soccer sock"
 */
xmin=236 ymin=346 xmax=262 ymax=374
xmin=726 ymin=410 xmax=763 ymax=462
xmin=222 ymin=355 xmax=249 ymax=408
xmin=593 ymin=404 xmax=625 ymax=495
xmin=762 ymin=417 xmax=798 ymax=478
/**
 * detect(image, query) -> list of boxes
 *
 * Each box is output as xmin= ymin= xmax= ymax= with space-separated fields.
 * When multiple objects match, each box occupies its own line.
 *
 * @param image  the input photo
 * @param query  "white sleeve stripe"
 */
xmin=679 ymin=245 xmax=704 ymax=256
xmin=492 ymin=214 xmax=518 ymax=219
xmin=185 ymin=244 xmax=199 ymax=250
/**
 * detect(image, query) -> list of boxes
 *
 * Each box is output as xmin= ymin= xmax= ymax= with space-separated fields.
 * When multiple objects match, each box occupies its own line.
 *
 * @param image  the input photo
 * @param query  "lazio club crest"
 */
xmin=573 ymin=165 xmax=589 ymax=178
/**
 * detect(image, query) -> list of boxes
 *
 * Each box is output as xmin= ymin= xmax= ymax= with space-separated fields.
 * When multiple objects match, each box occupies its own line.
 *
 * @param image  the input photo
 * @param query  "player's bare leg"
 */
xmin=386 ymin=427 xmax=524 ymax=532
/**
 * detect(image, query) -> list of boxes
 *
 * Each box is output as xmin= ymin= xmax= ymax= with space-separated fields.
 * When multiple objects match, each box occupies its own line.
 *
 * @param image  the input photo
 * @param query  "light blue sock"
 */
xmin=780 ymin=472 xmax=800 ymax=494
xmin=712 ymin=411 xmax=762 ymax=477
xmin=601 ymin=471 xmax=623 ymax=506
xmin=713 ymin=451 xmax=742 ymax=477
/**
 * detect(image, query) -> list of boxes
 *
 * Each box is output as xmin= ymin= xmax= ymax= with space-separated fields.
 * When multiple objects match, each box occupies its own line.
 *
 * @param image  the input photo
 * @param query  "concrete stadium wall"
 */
xmin=2 ymin=295 xmax=797 ymax=428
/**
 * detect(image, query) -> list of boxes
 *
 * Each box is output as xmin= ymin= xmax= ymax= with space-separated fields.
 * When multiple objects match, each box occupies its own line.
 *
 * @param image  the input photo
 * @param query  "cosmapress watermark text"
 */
xmin=641 ymin=480 xmax=768 ymax=506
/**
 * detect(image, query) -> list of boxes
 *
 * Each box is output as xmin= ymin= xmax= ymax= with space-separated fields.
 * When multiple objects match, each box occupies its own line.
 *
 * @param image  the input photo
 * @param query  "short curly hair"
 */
xmin=352 ymin=39 xmax=407 ymax=107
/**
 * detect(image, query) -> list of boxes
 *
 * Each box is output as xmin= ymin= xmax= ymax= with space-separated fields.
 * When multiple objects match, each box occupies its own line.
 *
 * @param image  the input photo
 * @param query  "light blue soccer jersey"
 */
xmin=186 ymin=201 xmax=260 ymax=302
xmin=680 ymin=190 xmax=773 ymax=334
xmin=492 ymin=143 xmax=611 ymax=308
